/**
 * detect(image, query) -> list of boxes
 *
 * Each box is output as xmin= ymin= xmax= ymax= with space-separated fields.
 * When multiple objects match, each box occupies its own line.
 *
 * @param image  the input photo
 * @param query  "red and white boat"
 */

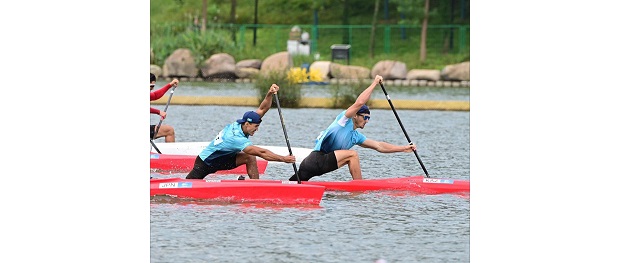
xmin=150 ymin=177 xmax=325 ymax=205
xmin=150 ymin=143 xmax=469 ymax=196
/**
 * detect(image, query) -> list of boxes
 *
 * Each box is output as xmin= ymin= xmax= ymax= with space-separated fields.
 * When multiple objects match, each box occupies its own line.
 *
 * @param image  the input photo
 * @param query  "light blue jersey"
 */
xmin=313 ymin=110 xmax=367 ymax=154
xmin=199 ymin=122 xmax=252 ymax=164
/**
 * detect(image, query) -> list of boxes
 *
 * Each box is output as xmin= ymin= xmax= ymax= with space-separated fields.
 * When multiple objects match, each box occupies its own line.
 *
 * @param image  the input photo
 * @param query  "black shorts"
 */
xmin=150 ymin=125 xmax=156 ymax=139
xmin=289 ymin=151 xmax=338 ymax=181
xmin=186 ymin=155 xmax=238 ymax=179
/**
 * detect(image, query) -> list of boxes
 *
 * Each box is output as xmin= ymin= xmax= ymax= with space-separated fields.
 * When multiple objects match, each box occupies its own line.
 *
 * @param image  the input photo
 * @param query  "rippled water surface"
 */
xmin=150 ymin=97 xmax=470 ymax=263
xmin=154 ymin=81 xmax=470 ymax=101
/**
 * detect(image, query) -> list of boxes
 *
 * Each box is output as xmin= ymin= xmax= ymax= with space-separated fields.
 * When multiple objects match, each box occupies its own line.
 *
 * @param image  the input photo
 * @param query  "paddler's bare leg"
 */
xmin=335 ymin=150 xmax=363 ymax=180
xmin=236 ymin=153 xmax=259 ymax=179
xmin=155 ymin=124 xmax=176 ymax=142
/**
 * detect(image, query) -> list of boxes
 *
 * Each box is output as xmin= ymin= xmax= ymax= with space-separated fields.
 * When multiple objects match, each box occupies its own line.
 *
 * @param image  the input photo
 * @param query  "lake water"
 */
xmin=150 ymin=84 xmax=470 ymax=263
xmin=153 ymin=80 xmax=470 ymax=101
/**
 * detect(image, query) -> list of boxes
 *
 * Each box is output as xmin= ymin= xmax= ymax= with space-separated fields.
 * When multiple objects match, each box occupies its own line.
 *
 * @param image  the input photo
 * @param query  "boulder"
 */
xmin=260 ymin=51 xmax=292 ymax=77
xmin=406 ymin=69 xmax=441 ymax=81
xmin=440 ymin=61 xmax=470 ymax=81
xmin=201 ymin=53 xmax=237 ymax=79
xmin=235 ymin=68 xmax=260 ymax=79
xmin=330 ymin=63 xmax=370 ymax=79
xmin=371 ymin=60 xmax=407 ymax=80
xmin=162 ymin=48 xmax=198 ymax=78
xmin=236 ymin=59 xmax=262 ymax=69
xmin=150 ymin=64 xmax=162 ymax=78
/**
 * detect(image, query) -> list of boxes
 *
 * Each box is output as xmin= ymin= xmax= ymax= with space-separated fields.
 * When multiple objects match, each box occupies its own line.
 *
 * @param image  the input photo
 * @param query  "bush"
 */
xmin=151 ymin=28 xmax=235 ymax=67
xmin=328 ymin=79 xmax=371 ymax=109
xmin=254 ymin=71 xmax=302 ymax=108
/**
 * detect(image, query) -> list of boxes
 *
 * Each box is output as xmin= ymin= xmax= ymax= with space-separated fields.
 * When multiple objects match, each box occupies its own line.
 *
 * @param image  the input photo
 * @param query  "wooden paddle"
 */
xmin=273 ymin=93 xmax=301 ymax=184
xmin=151 ymin=83 xmax=177 ymax=153
xmin=378 ymin=81 xmax=430 ymax=177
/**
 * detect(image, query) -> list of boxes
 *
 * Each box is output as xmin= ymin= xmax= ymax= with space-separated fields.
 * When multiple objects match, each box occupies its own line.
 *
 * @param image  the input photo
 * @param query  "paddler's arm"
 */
xmin=243 ymin=145 xmax=296 ymax=163
xmin=344 ymin=75 xmax=383 ymax=118
xmin=359 ymin=139 xmax=416 ymax=153
xmin=150 ymin=79 xmax=179 ymax=101
xmin=255 ymin=84 xmax=279 ymax=117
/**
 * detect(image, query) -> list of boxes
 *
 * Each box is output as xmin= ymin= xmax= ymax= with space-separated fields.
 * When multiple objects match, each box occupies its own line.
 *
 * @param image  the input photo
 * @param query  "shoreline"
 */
xmin=158 ymin=77 xmax=470 ymax=88
xmin=151 ymin=96 xmax=470 ymax=111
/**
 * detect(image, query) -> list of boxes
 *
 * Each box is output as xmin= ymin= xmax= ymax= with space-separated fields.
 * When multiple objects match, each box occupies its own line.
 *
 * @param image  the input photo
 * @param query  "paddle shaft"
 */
xmin=273 ymin=93 xmax=301 ymax=184
xmin=150 ymin=140 xmax=162 ymax=154
xmin=151 ymin=84 xmax=177 ymax=153
xmin=378 ymin=82 xmax=430 ymax=177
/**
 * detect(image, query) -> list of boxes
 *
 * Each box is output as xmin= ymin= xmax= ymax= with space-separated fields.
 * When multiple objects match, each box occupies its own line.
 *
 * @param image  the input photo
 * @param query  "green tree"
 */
xmin=369 ymin=0 xmax=380 ymax=59
xmin=230 ymin=0 xmax=237 ymax=43
xmin=201 ymin=0 xmax=207 ymax=32
xmin=391 ymin=0 xmax=434 ymax=63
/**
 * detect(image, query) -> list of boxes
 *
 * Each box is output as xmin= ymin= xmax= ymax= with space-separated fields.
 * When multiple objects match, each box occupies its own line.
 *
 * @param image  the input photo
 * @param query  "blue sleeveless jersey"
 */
xmin=199 ymin=122 xmax=252 ymax=164
xmin=313 ymin=110 xmax=367 ymax=153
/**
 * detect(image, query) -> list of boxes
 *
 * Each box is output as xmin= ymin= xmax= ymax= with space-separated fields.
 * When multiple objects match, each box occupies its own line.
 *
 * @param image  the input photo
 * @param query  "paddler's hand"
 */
xmin=282 ymin=155 xmax=296 ymax=163
xmin=269 ymin=84 xmax=279 ymax=95
xmin=159 ymin=110 xmax=167 ymax=120
xmin=374 ymin=75 xmax=383 ymax=84
xmin=170 ymin=79 xmax=179 ymax=87
xmin=402 ymin=143 xmax=416 ymax=152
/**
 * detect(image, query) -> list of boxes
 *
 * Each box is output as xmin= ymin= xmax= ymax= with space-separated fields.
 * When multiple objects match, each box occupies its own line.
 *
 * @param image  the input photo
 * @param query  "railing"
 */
xmin=151 ymin=23 xmax=469 ymax=60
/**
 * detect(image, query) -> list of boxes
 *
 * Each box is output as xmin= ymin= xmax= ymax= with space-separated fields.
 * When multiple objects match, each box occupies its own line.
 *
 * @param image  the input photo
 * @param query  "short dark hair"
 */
xmin=357 ymin=104 xmax=370 ymax=115
xmin=150 ymin=73 xmax=156 ymax=82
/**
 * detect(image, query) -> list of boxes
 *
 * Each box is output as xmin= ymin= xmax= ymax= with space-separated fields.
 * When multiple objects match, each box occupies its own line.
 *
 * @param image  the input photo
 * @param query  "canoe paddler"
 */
xmin=288 ymin=75 xmax=416 ymax=181
xmin=150 ymin=73 xmax=178 ymax=142
xmin=185 ymin=84 xmax=296 ymax=180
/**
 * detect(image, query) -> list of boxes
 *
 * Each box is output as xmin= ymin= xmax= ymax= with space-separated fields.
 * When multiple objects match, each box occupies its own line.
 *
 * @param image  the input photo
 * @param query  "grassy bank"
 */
xmin=150 ymin=0 xmax=470 ymax=71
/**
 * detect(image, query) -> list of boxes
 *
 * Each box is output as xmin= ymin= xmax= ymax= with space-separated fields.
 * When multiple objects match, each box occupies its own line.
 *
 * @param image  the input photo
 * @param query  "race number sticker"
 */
xmin=212 ymin=130 xmax=225 ymax=146
xmin=204 ymin=180 xmax=221 ymax=183
xmin=422 ymin=178 xmax=454 ymax=184
xmin=158 ymin=182 xmax=193 ymax=188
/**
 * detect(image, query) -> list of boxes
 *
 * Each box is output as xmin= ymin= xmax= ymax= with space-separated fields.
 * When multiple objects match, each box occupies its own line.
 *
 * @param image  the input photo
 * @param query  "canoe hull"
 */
xmin=150 ymin=178 xmax=324 ymax=205
xmin=210 ymin=175 xmax=469 ymax=195
xmin=306 ymin=176 xmax=469 ymax=194
xmin=150 ymin=153 xmax=268 ymax=174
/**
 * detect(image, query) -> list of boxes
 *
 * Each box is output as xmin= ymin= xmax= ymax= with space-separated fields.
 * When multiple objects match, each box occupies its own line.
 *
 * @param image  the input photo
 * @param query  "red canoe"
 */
xmin=150 ymin=152 xmax=268 ymax=174
xmin=150 ymin=177 xmax=325 ymax=205
xmin=210 ymin=176 xmax=469 ymax=195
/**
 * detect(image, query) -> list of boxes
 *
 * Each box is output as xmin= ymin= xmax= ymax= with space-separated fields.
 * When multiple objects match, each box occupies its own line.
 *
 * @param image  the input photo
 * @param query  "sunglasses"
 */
xmin=150 ymin=84 xmax=155 ymax=88
xmin=357 ymin=114 xmax=370 ymax=121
